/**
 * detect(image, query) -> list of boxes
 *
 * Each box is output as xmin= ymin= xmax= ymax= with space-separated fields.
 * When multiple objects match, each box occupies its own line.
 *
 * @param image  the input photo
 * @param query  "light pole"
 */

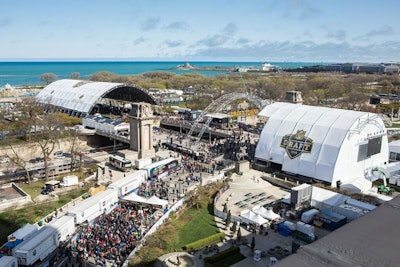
xmin=177 ymin=179 xmax=184 ymax=199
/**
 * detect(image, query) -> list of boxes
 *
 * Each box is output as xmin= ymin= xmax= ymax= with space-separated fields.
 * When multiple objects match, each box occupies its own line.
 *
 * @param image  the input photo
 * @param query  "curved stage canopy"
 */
xmin=36 ymin=79 xmax=158 ymax=116
xmin=255 ymin=102 xmax=388 ymax=189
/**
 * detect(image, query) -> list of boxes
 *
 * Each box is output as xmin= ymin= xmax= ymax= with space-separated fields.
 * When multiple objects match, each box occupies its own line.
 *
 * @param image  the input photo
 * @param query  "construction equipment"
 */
xmin=372 ymin=167 xmax=394 ymax=195
xmin=377 ymin=184 xmax=394 ymax=195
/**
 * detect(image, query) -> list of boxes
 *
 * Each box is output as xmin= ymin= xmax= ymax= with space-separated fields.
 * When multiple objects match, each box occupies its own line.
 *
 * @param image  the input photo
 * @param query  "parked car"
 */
xmin=82 ymin=193 xmax=91 ymax=199
xmin=29 ymin=157 xmax=51 ymax=163
xmin=63 ymin=152 xmax=73 ymax=158
xmin=54 ymin=151 xmax=64 ymax=158
xmin=41 ymin=186 xmax=53 ymax=195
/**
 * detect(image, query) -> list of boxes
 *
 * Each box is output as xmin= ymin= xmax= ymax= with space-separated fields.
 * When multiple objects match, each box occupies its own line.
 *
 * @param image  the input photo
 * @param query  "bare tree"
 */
xmin=66 ymin=127 xmax=81 ymax=172
xmin=31 ymin=113 xmax=65 ymax=179
xmin=40 ymin=73 xmax=58 ymax=84
xmin=14 ymin=98 xmax=44 ymax=141
xmin=70 ymin=72 xmax=80 ymax=79
xmin=7 ymin=144 xmax=36 ymax=184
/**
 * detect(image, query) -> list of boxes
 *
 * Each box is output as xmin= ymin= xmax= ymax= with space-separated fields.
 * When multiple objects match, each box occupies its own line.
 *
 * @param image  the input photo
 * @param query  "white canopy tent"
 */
xmin=240 ymin=209 xmax=268 ymax=226
xmin=252 ymin=205 xmax=280 ymax=220
xmin=311 ymin=187 xmax=349 ymax=210
xmin=122 ymin=193 xmax=147 ymax=203
xmin=122 ymin=193 xmax=168 ymax=209
xmin=147 ymin=196 xmax=168 ymax=209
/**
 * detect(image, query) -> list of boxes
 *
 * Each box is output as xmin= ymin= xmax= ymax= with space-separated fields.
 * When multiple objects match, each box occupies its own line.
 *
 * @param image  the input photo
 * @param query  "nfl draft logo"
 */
xmin=280 ymin=130 xmax=313 ymax=159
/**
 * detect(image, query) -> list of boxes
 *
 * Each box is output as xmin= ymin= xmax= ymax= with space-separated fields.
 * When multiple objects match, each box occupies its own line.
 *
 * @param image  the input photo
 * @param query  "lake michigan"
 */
xmin=0 ymin=61 xmax=319 ymax=87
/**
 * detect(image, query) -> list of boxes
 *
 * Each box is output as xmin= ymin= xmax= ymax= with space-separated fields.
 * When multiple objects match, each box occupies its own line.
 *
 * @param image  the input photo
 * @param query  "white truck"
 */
xmin=0 ymin=256 xmax=18 ymax=267
xmin=135 ymin=158 xmax=152 ymax=170
xmin=48 ymin=215 xmax=76 ymax=242
xmin=8 ymin=223 xmax=38 ymax=243
xmin=108 ymin=169 xmax=148 ymax=197
xmin=13 ymin=226 xmax=59 ymax=266
xmin=60 ymin=175 xmax=79 ymax=187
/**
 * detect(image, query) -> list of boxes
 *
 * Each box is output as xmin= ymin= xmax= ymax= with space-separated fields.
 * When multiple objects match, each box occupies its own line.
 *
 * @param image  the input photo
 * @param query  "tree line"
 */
xmin=0 ymin=98 xmax=82 ymax=183
xmin=41 ymin=70 xmax=400 ymax=112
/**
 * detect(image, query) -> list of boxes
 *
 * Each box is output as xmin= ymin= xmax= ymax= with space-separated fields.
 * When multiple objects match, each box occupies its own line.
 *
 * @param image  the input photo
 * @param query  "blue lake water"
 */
xmin=0 ymin=61 xmax=319 ymax=86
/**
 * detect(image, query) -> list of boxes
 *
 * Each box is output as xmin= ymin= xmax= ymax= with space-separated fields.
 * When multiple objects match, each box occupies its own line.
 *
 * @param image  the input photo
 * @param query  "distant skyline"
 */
xmin=1 ymin=0 xmax=399 ymax=63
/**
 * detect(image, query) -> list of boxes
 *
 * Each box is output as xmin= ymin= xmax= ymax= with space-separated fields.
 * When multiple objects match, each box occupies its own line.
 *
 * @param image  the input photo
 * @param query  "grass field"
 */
xmin=18 ymin=181 xmax=47 ymax=198
xmin=130 ymin=183 xmax=226 ymax=266
xmin=0 ymin=188 xmax=86 ymax=243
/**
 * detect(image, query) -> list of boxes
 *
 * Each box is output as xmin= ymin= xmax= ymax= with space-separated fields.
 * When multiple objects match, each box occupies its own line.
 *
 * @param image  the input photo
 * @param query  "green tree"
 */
xmin=40 ymin=73 xmax=58 ymax=84
xmin=237 ymin=227 xmax=242 ymax=241
xmin=230 ymin=222 xmax=237 ymax=233
xmin=225 ymin=210 xmax=231 ymax=227
xmin=223 ymin=203 xmax=228 ymax=213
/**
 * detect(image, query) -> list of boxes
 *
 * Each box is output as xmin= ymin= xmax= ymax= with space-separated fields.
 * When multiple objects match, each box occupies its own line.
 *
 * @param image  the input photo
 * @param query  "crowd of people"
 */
xmin=69 ymin=202 xmax=161 ymax=266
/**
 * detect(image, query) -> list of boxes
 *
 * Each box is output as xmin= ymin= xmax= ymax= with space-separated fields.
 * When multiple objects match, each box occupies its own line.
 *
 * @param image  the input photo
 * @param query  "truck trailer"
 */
xmin=135 ymin=158 xmax=152 ymax=170
xmin=48 ymin=215 xmax=76 ymax=242
xmin=13 ymin=226 xmax=59 ymax=266
xmin=67 ymin=188 xmax=118 ymax=224
xmin=108 ymin=169 xmax=147 ymax=197
xmin=0 ymin=256 xmax=18 ymax=267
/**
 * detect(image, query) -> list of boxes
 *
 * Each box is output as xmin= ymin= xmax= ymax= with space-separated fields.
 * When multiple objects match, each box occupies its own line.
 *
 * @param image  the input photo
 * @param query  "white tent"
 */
xmin=252 ymin=206 xmax=280 ymax=220
xmin=122 ymin=193 xmax=168 ymax=209
xmin=240 ymin=209 xmax=268 ymax=226
xmin=311 ymin=187 xmax=349 ymax=210
xmin=147 ymin=195 xmax=168 ymax=209
xmin=256 ymin=102 xmax=388 ymax=188
xmin=122 ymin=193 xmax=147 ymax=204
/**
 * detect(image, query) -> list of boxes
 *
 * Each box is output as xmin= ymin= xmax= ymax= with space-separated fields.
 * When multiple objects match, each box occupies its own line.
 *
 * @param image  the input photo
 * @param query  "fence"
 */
xmin=122 ymin=170 xmax=228 ymax=267
xmin=122 ymin=198 xmax=186 ymax=267
xmin=213 ymin=183 xmax=241 ymax=223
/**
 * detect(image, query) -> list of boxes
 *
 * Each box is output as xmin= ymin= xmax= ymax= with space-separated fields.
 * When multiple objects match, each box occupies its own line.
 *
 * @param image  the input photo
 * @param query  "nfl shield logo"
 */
xmin=280 ymin=130 xmax=313 ymax=159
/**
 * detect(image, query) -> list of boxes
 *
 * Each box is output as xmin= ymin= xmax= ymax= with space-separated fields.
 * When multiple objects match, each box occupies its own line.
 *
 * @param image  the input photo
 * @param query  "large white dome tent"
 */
xmin=255 ymin=102 xmax=388 ymax=191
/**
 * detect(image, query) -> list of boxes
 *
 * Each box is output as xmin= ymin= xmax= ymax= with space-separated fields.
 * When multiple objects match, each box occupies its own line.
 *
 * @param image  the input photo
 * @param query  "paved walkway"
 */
xmin=154 ymin=170 xmax=297 ymax=267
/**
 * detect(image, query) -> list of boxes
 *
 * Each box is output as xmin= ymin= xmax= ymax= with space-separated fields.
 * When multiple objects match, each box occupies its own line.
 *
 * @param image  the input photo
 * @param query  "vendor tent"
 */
xmin=311 ymin=187 xmax=349 ymax=210
xmin=122 ymin=193 xmax=168 ymax=208
xmin=147 ymin=196 xmax=168 ymax=209
xmin=240 ymin=209 xmax=268 ymax=226
xmin=122 ymin=193 xmax=147 ymax=204
xmin=252 ymin=206 xmax=281 ymax=220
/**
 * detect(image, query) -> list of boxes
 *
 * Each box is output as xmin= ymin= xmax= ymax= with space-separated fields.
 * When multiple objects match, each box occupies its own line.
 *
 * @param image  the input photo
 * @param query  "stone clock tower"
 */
xmin=128 ymin=102 xmax=155 ymax=159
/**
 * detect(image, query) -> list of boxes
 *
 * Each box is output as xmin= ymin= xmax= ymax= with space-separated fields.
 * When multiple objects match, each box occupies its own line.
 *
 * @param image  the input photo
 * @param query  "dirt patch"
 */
xmin=0 ymin=185 xmax=24 ymax=201
xmin=34 ymin=193 xmax=59 ymax=203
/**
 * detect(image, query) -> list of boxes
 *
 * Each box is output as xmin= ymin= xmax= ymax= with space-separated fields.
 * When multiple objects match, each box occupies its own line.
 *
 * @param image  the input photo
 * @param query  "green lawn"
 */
xmin=131 ymin=185 xmax=223 ymax=266
xmin=169 ymin=201 xmax=219 ymax=250
xmin=18 ymin=181 xmax=48 ymax=198
xmin=0 ymin=188 xmax=86 ymax=243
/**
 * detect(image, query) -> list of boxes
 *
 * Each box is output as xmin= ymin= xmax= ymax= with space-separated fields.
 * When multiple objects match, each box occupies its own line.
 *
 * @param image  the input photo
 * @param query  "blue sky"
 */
xmin=0 ymin=0 xmax=399 ymax=62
